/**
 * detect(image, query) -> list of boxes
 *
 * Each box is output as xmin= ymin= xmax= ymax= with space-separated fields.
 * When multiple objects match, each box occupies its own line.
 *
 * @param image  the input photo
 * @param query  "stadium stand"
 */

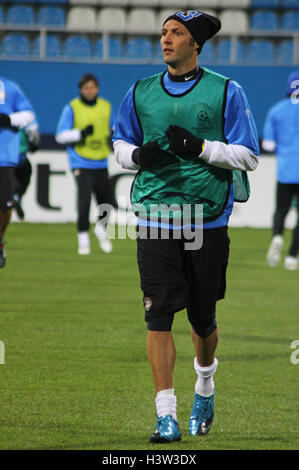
xmin=124 ymin=37 xmax=152 ymax=59
xmin=67 ymin=7 xmax=96 ymax=30
xmin=189 ymin=1 xmax=219 ymax=6
xmin=93 ymin=36 xmax=123 ymax=59
xmin=215 ymin=38 xmax=232 ymax=63
xmin=160 ymin=0 xmax=188 ymax=7
xmin=126 ymin=8 xmax=156 ymax=34
xmin=6 ymin=5 xmax=35 ymax=26
xmin=39 ymin=0 xmax=68 ymax=4
xmin=0 ymin=0 xmax=298 ymax=64
xmin=250 ymin=10 xmax=279 ymax=30
xmin=33 ymin=34 xmax=61 ymax=58
xmin=281 ymin=10 xmax=299 ymax=29
xmin=69 ymin=0 xmax=98 ymax=4
xmin=101 ymin=0 xmax=129 ymax=6
xmin=63 ymin=35 xmax=91 ymax=58
xmin=219 ymin=10 xmax=249 ymax=34
xmin=129 ymin=0 xmax=158 ymax=6
xmin=1 ymin=33 xmax=30 ymax=57
xmin=8 ymin=0 xmax=37 ymax=3
xmin=282 ymin=0 xmax=299 ymax=7
xmin=247 ymin=39 xmax=275 ymax=63
xmin=153 ymin=40 xmax=163 ymax=60
xmin=37 ymin=7 xmax=66 ymax=27
xmin=218 ymin=0 xmax=250 ymax=6
xmin=96 ymin=8 xmax=126 ymax=32
xmin=251 ymin=0 xmax=280 ymax=7
xmin=277 ymin=39 xmax=294 ymax=64
xmin=198 ymin=41 xmax=214 ymax=63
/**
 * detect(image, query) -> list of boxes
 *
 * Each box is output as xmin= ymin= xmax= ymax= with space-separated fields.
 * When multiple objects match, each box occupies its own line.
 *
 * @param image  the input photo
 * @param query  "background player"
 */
xmin=263 ymin=71 xmax=299 ymax=270
xmin=13 ymin=119 xmax=40 ymax=220
xmin=0 ymin=76 xmax=36 ymax=267
xmin=56 ymin=73 xmax=115 ymax=255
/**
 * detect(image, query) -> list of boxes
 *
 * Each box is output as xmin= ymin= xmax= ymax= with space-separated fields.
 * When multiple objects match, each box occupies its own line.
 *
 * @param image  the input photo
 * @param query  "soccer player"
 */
xmin=13 ymin=119 xmax=40 ymax=220
xmin=113 ymin=10 xmax=259 ymax=443
xmin=55 ymin=73 xmax=114 ymax=255
xmin=0 ymin=76 xmax=36 ymax=267
xmin=263 ymin=72 xmax=299 ymax=270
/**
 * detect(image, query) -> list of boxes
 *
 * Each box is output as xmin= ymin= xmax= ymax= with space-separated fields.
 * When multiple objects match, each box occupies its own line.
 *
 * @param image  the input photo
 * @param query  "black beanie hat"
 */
xmin=163 ymin=10 xmax=221 ymax=46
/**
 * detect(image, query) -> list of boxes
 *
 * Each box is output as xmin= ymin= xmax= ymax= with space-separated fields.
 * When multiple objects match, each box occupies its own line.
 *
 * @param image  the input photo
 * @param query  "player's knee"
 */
xmin=189 ymin=318 xmax=218 ymax=338
xmin=147 ymin=313 xmax=174 ymax=332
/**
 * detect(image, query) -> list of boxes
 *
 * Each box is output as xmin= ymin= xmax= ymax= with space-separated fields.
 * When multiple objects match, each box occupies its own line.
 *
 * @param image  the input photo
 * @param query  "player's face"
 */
xmin=80 ymin=81 xmax=99 ymax=101
xmin=160 ymin=20 xmax=198 ymax=69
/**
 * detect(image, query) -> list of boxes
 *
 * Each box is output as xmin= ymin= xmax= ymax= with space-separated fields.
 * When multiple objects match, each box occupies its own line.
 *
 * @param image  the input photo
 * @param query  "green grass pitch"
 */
xmin=0 ymin=223 xmax=298 ymax=450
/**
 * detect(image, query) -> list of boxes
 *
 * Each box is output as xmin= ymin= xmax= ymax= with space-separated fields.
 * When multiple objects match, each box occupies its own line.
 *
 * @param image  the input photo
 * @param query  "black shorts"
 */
xmin=137 ymin=226 xmax=230 ymax=337
xmin=0 ymin=167 xmax=14 ymax=210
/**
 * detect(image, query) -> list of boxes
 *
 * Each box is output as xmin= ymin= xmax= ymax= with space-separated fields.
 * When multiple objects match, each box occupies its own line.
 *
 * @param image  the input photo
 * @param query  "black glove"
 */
xmin=166 ymin=125 xmax=204 ymax=157
xmin=0 ymin=113 xmax=12 ymax=128
xmin=28 ymin=142 xmax=39 ymax=153
xmin=81 ymin=124 xmax=94 ymax=141
xmin=132 ymin=141 xmax=160 ymax=169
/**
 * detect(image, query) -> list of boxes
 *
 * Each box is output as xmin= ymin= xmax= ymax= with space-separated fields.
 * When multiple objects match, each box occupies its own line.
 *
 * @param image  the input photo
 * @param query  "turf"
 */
xmin=0 ymin=223 xmax=298 ymax=450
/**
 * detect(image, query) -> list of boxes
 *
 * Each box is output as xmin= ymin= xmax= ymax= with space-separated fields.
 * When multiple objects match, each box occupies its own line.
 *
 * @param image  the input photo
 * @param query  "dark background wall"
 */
xmin=1 ymin=60 xmax=298 ymax=143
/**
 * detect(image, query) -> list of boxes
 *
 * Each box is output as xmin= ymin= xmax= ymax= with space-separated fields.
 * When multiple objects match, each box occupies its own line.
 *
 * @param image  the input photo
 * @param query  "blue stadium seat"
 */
xmin=153 ymin=41 xmax=163 ymax=61
xmin=33 ymin=35 xmax=61 ymax=58
xmin=215 ymin=39 xmax=231 ymax=63
xmin=124 ymin=38 xmax=152 ymax=59
xmin=250 ymin=11 xmax=278 ymax=30
xmin=37 ymin=7 xmax=66 ymax=27
xmin=277 ymin=40 xmax=294 ymax=64
xmin=1 ymin=34 xmax=30 ymax=57
xmin=8 ymin=0 xmax=36 ymax=3
xmin=247 ymin=39 xmax=275 ymax=63
xmin=0 ymin=7 xmax=3 ymax=24
xmin=94 ymin=37 xmax=122 ymax=59
xmin=281 ymin=11 xmax=299 ymax=29
xmin=237 ymin=41 xmax=247 ymax=63
xmin=63 ymin=35 xmax=91 ymax=58
xmin=38 ymin=0 xmax=68 ymax=4
xmin=6 ymin=6 xmax=35 ymax=25
xmin=251 ymin=0 xmax=279 ymax=7
xmin=282 ymin=0 xmax=299 ymax=8
xmin=199 ymin=42 xmax=214 ymax=63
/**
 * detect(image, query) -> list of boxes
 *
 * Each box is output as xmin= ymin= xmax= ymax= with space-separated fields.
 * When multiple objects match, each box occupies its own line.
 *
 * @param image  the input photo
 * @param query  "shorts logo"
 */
xmin=144 ymin=297 xmax=152 ymax=312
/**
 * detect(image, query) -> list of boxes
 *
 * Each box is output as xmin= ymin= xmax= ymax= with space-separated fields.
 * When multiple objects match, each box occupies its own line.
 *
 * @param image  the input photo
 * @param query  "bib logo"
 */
xmin=176 ymin=10 xmax=201 ymax=21
xmin=197 ymin=110 xmax=208 ymax=121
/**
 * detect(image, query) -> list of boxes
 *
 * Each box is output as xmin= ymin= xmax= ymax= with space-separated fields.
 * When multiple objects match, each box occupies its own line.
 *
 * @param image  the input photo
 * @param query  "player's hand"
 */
xmin=0 ymin=113 xmax=12 ymax=128
xmin=81 ymin=124 xmax=94 ymax=140
xmin=166 ymin=125 xmax=204 ymax=157
xmin=132 ymin=141 xmax=160 ymax=169
xmin=29 ymin=142 xmax=39 ymax=153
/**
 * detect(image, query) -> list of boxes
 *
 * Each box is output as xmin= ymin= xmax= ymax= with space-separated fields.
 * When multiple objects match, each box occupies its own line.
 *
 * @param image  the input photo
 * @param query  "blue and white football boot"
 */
xmin=189 ymin=392 xmax=215 ymax=436
xmin=150 ymin=414 xmax=182 ymax=443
